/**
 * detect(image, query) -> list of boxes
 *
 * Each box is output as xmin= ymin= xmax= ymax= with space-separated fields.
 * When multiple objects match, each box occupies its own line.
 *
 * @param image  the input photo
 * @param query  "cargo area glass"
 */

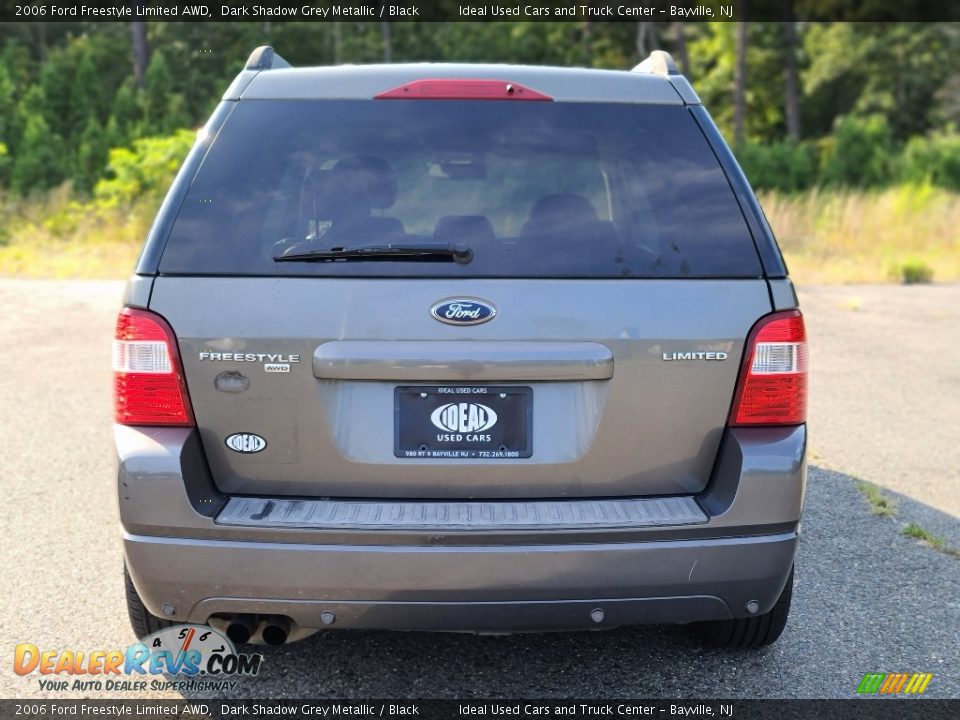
xmin=159 ymin=100 xmax=761 ymax=278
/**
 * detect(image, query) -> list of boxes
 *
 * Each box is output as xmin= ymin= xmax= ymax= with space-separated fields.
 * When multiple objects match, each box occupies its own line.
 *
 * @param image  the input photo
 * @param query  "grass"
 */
xmin=855 ymin=483 xmax=959 ymax=561
xmin=898 ymin=259 xmax=934 ymax=284
xmin=854 ymin=480 xmax=897 ymax=518
xmin=759 ymin=184 xmax=960 ymax=285
xmin=0 ymin=186 xmax=146 ymax=278
xmin=901 ymin=523 xmax=960 ymax=560
xmin=1 ymin=183 xmax=959 ymax=281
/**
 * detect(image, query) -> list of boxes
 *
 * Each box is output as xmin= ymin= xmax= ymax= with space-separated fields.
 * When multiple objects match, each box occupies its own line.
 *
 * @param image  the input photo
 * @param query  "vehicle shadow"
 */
xmin=179 ymin=466 xmax=960 ymax=700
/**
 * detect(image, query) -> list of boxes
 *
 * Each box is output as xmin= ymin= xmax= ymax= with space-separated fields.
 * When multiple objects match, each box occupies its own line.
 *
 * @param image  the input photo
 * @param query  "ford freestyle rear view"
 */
xmin=114 ymin=48 xmax=807 ymax=649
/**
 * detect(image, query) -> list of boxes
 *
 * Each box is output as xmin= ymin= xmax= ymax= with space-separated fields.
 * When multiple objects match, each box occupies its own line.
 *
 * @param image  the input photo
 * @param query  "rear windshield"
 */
xmin=159 ymin=100 xmax=761 ymax=278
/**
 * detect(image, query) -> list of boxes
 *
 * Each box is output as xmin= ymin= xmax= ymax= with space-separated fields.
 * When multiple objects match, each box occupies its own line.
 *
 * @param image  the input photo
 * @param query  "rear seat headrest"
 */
xmin=524 ymin=193 xmax=599 ymax=234
xmin=331 ymin=156 xmax=398 ymax=210
xmin=434 ymin=215 xmax=496 ymax=244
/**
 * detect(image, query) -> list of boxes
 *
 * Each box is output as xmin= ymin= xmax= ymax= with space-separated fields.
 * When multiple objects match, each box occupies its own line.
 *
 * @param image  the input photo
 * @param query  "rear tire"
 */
xmin=696 ymin=566 xmax=794 ymax=648
xmin=124 ymin=564 xmax=173 ymax=639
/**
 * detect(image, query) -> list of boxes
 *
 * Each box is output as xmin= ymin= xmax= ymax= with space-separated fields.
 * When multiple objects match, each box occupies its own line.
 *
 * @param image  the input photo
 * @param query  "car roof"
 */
xmin=226 ymin=62 xmax=691 ymax=105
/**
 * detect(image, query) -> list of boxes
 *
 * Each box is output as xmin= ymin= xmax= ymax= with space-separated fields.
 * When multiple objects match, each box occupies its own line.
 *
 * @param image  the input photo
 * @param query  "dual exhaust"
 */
xmin=225 ymin=614 xmax=291 ymax=646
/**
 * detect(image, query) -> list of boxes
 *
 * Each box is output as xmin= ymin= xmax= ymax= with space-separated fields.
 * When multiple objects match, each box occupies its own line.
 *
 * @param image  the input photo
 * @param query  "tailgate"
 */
xmin=151 ymin=276 xmax=770 ymax=499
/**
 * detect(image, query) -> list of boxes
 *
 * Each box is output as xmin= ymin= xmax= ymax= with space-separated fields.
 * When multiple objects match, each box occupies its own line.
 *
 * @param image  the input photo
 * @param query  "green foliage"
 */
xmin=802 ymin=23 xmax=956 ymax=141
xmin=142 ymin=50 xmax=190 ymax=135
xmin=690 ymin=23 xmax=792 ymax=144
xmin=0 ymin=65 xmax=18 ymax=153
xmin=11 ymin=97 xmax=67 ymax=194
xmin=73 ymin=116 xmax=109 ymax=195
xmin=737 ymin=141 xmax=818 ymax=193
xmin=0 ymin=143 xmax=9 ymax=187
xmin=94 ymin=130 xmax=196 ymax=208
xmin=896 ymin=260 xmax=934 ymax=284
xmin=901 ymin=523 xmax=960 ymax=559
xmin=1 ymin=21 xmax=960 ymax=196
xmin=855 ymin=481 xmax=897 ymax=518
xmin=819 ymin=116 xmax=895 ymax=188
xmin=29 ymin=130 xmax=196 ymax=262
xmin=899 ymin=130 xmax=960 ymax=191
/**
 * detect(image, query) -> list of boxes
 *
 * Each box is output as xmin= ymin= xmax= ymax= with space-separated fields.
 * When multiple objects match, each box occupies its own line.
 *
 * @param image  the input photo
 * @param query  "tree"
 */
xmin=130 ymin=11 xmax=149 ymax=88
xmin=0 ymin=65 xmax=18 ymax=152
xmin=74 ymin=115 xmax=110 ymax=194
xmin=381 ymin=22 xmax=392 ymax=63
xmin=782 ymin=2 xmax=801 ymax=140
xmin=142 ymin=50 xmax=188 ymax=134
xmin=673 ymin=22 xmax=691 ymax=77
xmin=635 ymin=22 xmax=658 ymax=60
xmin=734 ymin=18 xmax=748 ymax=147
xmin=11 ymin=96 xmax=67 ymax=193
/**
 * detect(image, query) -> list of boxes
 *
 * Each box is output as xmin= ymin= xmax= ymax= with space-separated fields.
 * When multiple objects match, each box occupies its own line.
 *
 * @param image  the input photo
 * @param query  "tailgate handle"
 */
xmin=313 ymin=341 xmax=613 ymax=381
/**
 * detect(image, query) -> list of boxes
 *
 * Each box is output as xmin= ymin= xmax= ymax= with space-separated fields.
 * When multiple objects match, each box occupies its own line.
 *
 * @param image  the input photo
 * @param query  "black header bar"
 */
xmin=1 ymin=0 xmax=958 ymax=23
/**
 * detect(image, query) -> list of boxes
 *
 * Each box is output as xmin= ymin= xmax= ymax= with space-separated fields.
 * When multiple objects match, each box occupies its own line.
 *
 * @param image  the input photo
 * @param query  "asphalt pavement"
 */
xmin=0 ymin=280 xmax=956 ymax=700
xmin=801 ymin=284 xmax=960 ymax=521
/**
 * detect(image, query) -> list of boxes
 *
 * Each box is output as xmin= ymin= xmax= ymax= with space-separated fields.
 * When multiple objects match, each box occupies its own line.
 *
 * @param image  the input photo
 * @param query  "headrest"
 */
xmin=331 ymin=156 xmax=398 ymax=210
xmin=434 ymin=215 xmax=496 ymax=244
xmin=528 ymin=193 xmax=599 ymax=228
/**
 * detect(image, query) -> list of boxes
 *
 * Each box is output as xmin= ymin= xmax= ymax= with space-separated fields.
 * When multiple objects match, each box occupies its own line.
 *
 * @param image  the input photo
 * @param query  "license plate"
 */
xmin=395 ymin=386 xmax=532 ymax=459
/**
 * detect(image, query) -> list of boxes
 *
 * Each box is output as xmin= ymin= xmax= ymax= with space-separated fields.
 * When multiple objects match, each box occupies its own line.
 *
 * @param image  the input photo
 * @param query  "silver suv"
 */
xmin=115 ymin=48 xmax=806 ymax=649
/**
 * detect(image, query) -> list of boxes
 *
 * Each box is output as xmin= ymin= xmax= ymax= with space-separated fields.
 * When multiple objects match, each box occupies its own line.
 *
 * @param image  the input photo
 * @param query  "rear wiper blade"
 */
xmin=274 ymin=243 xmax=472 ymax=264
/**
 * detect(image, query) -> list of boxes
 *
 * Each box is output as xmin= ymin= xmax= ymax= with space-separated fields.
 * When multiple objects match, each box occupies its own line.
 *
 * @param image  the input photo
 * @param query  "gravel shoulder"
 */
xmin=0 ymin=280 xmax=956 ymax=700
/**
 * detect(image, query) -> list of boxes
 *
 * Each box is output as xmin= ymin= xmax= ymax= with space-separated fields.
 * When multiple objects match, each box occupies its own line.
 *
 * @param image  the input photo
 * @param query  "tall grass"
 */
xmin=0 ymin=186 xmax=146 ymax=278
xmin=0 ymin=130 xmax=194 ymax=278
xmin=760 ymin=185 xmax=960 ymax=284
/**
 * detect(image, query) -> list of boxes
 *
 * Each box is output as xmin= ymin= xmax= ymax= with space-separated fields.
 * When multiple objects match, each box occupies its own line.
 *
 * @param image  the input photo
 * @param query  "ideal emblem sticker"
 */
xmin=225 ymin=433 xmax=267 ymax=454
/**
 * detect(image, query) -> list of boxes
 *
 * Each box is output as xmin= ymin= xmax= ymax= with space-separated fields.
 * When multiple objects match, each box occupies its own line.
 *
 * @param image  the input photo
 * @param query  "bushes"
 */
xmin=0 ymin=128 xmax=196 ymax=278
xmin=33 ymin=129 xmax=196 ymax=240
xmin=819 ymin=116 xmax=896 ymax=188
xmin=896 ymin=260 xmax=935 ymax=284
xmin=737 ymin=117 xmax=960 ymax=193
xmin=94 ymin=130 xmax=196 ymax=209
xmin=737 ymin=141 xmax=818 ymax=193
xmin=899 ymin=131 xmax=960 ymax=191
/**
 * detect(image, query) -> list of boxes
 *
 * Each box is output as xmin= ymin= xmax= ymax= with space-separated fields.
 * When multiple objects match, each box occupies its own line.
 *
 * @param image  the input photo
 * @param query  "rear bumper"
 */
xmin=117 ymin=424 xmax=805 ymax=631
xmin=124 ymin=531 xmax=796 ymax=631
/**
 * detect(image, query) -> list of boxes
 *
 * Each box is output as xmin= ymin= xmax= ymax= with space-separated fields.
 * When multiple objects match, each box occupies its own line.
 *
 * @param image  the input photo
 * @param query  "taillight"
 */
xmin=112 ymin=308 xmax=194 ymax=426
xmin=730 ymin=310 xmax=807 ymax=426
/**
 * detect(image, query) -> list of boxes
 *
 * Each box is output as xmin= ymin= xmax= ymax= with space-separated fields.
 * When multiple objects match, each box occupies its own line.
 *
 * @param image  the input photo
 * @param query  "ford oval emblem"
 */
xmin=225 ymin=433 xmax=267 ymax=454
xmin=431 ymin=298 xmax=497 ymax=326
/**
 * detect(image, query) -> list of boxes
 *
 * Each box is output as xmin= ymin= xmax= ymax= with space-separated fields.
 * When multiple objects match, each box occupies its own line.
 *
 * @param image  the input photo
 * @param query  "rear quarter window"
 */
xmin=158 ymin=99 xmax=762 ymax=278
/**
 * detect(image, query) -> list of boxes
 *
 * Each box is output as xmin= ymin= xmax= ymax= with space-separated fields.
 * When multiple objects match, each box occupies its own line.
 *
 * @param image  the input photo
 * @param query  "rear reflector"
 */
xmin=375 ymin=79 xmax=553 ymax=101
xmin=730 ymin=310 xmax=807 ymax=426
xmin=113 ymin=308 xmax=194 ymax=426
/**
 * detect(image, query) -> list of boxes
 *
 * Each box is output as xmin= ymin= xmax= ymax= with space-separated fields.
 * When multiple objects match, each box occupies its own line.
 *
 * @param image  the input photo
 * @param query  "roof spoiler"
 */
xmin=245 ymin=46 xmax=291 ymax=71
xmin=631 ymin=50 xmax=699 ymax=105
xmin=631 ymin=50 xmax=679 ymax=77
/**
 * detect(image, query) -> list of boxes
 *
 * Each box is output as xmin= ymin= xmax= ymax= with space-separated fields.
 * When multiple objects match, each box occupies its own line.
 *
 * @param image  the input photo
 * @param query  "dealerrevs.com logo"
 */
xmin=14 ymin=624 xmax=262 ymax=693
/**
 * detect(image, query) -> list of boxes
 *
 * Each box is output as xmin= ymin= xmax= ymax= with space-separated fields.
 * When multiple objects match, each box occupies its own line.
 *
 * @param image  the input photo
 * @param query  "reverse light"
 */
xmin=730 ymin=310 xmax=807 ymax=426
xmin=375 ymin=79 xmax=553 ymax=101
xmin=112 ymin=308 xmax=194 ymax=426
